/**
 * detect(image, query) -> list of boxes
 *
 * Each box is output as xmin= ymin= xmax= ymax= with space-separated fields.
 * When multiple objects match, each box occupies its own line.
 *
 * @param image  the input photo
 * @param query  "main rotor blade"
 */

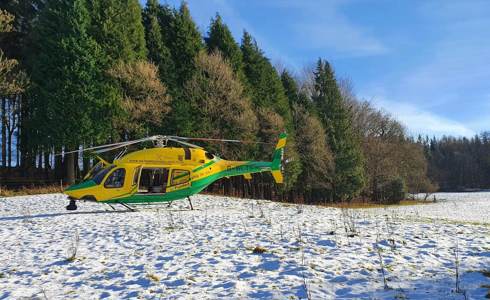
xmin=175 ymin=136 xmax=274 ymax=145
xmin=166 ymin=137 xmax=203 ymax=149
xmin=55 ymin=136 xmax=159 ymax=156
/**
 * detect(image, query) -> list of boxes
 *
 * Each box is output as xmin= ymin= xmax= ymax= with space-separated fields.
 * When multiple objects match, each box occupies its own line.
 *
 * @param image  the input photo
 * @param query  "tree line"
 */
xmin=0 ymin=0 xmax=451 ymax=203
xmin=420 ymin=133 xmax=490 ymax=191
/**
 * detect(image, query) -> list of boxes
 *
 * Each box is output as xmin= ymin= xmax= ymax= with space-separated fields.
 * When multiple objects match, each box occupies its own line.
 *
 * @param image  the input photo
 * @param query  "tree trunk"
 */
xmin=7 ymin=130 xmax=12 ymax=168
xmin=16 ymin=131 xmax=20 ymax=167
xmin=1 ymin=97 xmax=6 ymax=167
xmin=44 ymin=150 xmax=50 ymax=178
xmin=54 ymin=146 xmax=63 ymax=180
xmin=64 ymin=152 xmax=75 ymax=185
xmin=37 ymin=149 xmax=42 ymax=169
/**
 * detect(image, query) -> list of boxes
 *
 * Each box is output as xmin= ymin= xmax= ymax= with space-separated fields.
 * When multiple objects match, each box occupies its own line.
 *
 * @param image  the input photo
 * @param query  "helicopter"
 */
xmin=63 ymin=133 xmax=287 ymax=211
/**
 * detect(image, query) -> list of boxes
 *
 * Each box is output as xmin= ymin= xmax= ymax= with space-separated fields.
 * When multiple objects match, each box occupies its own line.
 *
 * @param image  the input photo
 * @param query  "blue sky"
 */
xmin=161 ymin=0 xmax=490 ymax=137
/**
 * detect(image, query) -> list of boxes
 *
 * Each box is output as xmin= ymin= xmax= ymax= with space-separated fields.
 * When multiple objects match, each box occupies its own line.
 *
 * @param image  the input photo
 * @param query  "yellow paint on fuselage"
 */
xmin=65 ymin=133 xmax=287 ymax=203
xmin=65 ymin=147 xmax=248 ymax=202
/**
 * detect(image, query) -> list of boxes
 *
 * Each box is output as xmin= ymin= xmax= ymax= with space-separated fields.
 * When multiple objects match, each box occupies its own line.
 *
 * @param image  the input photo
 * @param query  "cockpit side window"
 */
xmin=104 ymin=168 xmax=126 ymax=188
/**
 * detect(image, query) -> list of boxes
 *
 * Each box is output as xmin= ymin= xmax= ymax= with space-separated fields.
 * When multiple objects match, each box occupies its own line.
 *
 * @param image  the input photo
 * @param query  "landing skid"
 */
xmin=66 ymin=198 xmax=196 ymax=212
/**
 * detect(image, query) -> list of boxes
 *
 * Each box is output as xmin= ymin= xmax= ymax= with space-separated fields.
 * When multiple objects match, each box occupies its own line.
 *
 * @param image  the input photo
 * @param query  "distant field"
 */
xmin=0 ymin=193 xmax=489 ymax=299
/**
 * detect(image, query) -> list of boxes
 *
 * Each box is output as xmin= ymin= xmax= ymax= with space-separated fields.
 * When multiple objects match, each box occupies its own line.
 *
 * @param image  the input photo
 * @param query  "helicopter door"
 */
xmin=138 ymin=168 xmax=169 ymax=194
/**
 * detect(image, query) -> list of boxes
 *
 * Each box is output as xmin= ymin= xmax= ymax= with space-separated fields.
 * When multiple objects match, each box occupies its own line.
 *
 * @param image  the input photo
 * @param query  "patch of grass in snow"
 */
xmin=147 ymin=273 xmax=160 ymax=282
xmin=319 ymin=199 xmax=428 ymax=209
xmin=0 ymin=184 xmax=62 ymax=197
xmin=252 ymin=246 xmax=267 ymax=254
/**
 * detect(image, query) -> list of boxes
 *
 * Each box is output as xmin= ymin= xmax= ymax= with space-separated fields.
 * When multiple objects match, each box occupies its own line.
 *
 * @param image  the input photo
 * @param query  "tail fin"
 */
xmin=271 ymin=132 xmax=287 ymax=183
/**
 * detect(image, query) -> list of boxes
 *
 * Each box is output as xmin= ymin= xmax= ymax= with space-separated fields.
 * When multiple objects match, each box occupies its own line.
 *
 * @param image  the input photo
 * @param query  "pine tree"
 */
xmin=168 ymin=2 xmax=203 ymax=88
xmin=85 ymin=0 xmax=149 ymax=141
xmin=162 ymin=2 xmax=203 ymax=136
xmin=313 ymin=58 xmax=365 ymax=200
xmin=281 ymin=70 xmax=311 ymax=110
xmin=241 ymin=32 xmax=300 ymax=188
xmin=87 ymin=0 xmax=147 ymax=64
xmin=142 ymin=0 xmax=174 ymax=87
xmin=240 ymin=31 xmax=291 ymax=123
xmin=205 ymin=14 xmax=243 ymax=75
xmin=29 ymin=0 xmax=111 ymax=183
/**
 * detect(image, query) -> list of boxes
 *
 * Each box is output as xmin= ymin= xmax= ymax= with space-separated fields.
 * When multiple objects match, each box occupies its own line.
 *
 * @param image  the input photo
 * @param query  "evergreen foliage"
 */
xmin=87 ymin=0 xmax=147 ymax=64
xmin=205 ymin=14 xmax=243 ymax=76
xmin=240 ymin=31 xmax=290 ymax=122
xmin=0 ymin=1 xmax=441 ymax=202
xmin=29 ymin=0 xmax=110 ymax=149
xmin=142 ymin=0 xmax=173 ymax=87
xmin=167 ymin=2 xmax=203 ymax=88
xmin=292 ymin=104 xmax=333 ymax=193
xmin=313 ymin=59 xmax=365 ymax=200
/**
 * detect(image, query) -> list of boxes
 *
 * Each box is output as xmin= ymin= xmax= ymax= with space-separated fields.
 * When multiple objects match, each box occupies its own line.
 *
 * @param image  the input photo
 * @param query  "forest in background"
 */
xmin=0 ymin=0 xmax=488 ymax=203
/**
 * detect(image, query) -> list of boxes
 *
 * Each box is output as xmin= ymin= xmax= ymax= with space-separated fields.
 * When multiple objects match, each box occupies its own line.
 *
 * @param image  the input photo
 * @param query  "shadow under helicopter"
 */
xmin=0 ymin=205 xmax=196 ymax=222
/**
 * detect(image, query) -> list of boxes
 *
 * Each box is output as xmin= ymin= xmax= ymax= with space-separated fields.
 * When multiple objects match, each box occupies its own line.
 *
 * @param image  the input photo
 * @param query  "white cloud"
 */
xmin=370 ymin=97 xmax=475 ymax=137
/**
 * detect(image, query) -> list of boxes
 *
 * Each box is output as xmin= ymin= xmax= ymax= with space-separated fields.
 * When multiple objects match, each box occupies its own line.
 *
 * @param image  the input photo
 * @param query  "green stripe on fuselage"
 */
xmin=105 ymin=160 xmax=271 ymax=204
xmin=192 ymin=158 xmax=219 ymax=172
xmin=65 ymin=180 xmax=97 ymax=191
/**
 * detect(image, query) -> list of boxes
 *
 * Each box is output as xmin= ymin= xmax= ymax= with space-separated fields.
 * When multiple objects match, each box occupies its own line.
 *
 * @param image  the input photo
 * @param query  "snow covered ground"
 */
xmin=0 ymin=192 xmax=489 ymax=299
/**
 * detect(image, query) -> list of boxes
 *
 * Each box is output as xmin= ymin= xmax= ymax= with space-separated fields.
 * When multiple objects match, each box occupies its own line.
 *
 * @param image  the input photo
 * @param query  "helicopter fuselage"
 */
xmin=64 ymin=133 xmax=286 ymax=206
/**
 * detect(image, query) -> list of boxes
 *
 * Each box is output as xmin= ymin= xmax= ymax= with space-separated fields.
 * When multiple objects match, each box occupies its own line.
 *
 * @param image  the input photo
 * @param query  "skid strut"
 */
xmin=118 ymin=202 xmax=136 ymax=212
xmin=187 ymin=197 xmax=194 ymax=210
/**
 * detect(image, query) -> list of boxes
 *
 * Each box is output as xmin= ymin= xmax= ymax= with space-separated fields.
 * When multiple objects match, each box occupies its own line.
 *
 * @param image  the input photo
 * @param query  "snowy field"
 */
xmin=0 ymin=193 xmax=489 ymax=299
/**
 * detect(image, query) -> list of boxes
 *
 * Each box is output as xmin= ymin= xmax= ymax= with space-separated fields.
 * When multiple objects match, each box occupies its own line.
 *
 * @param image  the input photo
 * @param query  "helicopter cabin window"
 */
xmin=171 ymin=169 xmax=190 ymax=186
xmin=104 ymin=168 xmax=126 ymax=188
xmin=138 ymin=168 xmax=168 ymax=193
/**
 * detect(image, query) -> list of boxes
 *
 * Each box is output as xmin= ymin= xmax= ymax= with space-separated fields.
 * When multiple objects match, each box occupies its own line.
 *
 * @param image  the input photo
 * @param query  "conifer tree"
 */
xmin=87 ymin=0 xmax=147 ymax=64
xmin=281 ymin=70 xmax=311 ymax=110
xmin=142 ymin=0 xmax=174 ymax=87
xmin=205 ymin=14 xmax=243 ymax=75
xmin=241 ymin=32 xmax=300 ymax=188
xmin=162 ymin=2 xmax=203 ymax=136
xmin=85 ymin=0 xmax=148 ymax=141
xmin=313 ymin=58 xmax=365 ymax=200
xmin=168 ymin=2 xmax=203 ymax=87
xmin=240 ymin=31 xmax=291 ymax=122
xmin=29 ymin=0 xmax=110 ymax=183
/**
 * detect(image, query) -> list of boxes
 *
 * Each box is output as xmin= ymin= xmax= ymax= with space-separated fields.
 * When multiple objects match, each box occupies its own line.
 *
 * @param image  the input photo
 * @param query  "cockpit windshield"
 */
xmin=84 ymin=161 xmax=105 ymax=180
xmin=91 ymin=165 xmax=115 ymax=185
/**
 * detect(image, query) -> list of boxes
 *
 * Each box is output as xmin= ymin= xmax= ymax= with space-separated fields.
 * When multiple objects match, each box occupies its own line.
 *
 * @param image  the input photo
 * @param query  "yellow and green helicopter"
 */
xmin=64 ymin=133 xmax=287 ymax=210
